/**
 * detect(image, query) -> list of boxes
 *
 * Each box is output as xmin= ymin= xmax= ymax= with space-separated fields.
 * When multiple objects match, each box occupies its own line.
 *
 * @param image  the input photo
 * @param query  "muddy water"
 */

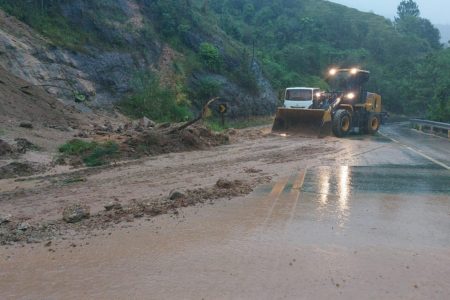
xmin=1 ymin=164 xmax=449 ymax=299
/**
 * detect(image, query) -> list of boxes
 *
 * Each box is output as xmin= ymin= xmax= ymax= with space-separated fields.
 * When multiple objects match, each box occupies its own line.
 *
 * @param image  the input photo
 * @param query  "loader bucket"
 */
xmin=272 ymin=108 xmax=332 ymax=137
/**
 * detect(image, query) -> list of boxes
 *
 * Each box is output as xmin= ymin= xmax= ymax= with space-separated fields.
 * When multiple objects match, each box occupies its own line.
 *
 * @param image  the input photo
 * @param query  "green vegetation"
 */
xmin=0 ymin=0 xmax=448 ymax=122
xmin=118 ymin=73 xmax=192 ymax=122
xmin=0 ymin=0 xmax=98 ymax=50
xmin=208 ymin=0 xmax=447 ymax=121
xmin=58 ymin=139 xmax=96 ymax=156
xmin=199 ymin=42 xmax=222 ymax=71
xmin=58 ymin=139 xmax=119 ymax=167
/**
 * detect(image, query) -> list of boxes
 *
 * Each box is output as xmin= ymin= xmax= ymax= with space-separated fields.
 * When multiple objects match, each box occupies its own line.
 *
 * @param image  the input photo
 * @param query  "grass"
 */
xmin=205 ymin=116 xmax=274 ymax=132
xmin=83 ymin=142 xmax=119 ymax=167
xmin=58 ymin=139 xmax=119 ymax=167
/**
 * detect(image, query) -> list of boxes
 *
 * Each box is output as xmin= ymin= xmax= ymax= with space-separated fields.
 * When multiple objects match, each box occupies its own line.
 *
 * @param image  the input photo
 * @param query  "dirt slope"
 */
xmin=0 ymin=65 xmax=81 ymax=127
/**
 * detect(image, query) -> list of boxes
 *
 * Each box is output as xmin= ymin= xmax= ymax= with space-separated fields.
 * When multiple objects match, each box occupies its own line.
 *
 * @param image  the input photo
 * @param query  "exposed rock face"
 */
xmin=0 ymin=1 xmax=277 ymax=117
xmin=0 ymin=7 xmax=161 ymax=109
xmin=190 ymin=73 xmax=277 ymax=118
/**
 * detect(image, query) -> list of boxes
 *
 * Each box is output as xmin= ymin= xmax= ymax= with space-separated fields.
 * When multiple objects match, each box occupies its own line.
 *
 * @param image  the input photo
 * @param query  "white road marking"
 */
xmin=379 ymin=132 xmax=450 ymax=170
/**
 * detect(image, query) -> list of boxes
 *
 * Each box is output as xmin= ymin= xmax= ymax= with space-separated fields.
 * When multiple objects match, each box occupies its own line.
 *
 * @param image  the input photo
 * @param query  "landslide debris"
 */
xmin=0 ymin=178 xmax=266 ymax=246
xmin=0 ymin=139 xmax=13 ymax=156
xmin=62 ymin=204 xmax=91 ymax=223
xmin=0 ymin=66 xmax=81 ymax=128
xmin=59 ymin=122 xmax=230 ymax=167
xmin=124 ymin=124 xmax=230 ymax=156
xmin=0 ymin=162 xmax=46 ymax=179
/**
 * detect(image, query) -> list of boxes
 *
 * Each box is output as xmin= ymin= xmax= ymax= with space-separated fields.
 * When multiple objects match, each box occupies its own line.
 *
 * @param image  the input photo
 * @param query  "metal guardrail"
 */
xmin=410 ymin=119 xmax=450 ymax=138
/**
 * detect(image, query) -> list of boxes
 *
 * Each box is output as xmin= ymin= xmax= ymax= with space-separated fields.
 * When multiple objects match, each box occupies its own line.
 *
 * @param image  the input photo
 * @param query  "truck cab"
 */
xmin=283 ymin=87 xmax=321 ymax=109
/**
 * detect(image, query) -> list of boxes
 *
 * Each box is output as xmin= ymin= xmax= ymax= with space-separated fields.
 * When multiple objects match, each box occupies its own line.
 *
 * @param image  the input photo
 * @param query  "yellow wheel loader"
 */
xmin=272 ymin=68 xmax=386 ymax=137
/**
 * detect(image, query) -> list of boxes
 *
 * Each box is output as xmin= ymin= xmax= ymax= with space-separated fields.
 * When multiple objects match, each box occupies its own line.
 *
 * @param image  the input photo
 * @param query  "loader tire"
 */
xmin=366 ymin=114 xmax=380 ymax=134
xmin=332 ymin=109 xmax=352 ymax=137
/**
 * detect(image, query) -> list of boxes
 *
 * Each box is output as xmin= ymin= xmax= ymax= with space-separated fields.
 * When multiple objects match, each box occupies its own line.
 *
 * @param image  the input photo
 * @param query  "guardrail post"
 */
xmin=410 ymin=119 xmax=450 ymax=139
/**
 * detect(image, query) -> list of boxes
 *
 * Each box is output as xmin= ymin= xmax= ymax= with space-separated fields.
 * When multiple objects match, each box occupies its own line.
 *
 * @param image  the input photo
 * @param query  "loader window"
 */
xmin=285 ymin=89 xmax=313 ymax=101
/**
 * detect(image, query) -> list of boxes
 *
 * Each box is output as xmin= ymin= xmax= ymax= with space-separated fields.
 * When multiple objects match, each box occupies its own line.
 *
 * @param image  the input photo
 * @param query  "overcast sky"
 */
xmin=328 ymin=0 xmax=449 ymax=24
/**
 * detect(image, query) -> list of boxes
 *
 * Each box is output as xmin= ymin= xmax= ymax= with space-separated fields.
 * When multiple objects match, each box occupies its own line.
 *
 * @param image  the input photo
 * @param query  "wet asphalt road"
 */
xmin=1 ymin=123 xmax=449 ymax=299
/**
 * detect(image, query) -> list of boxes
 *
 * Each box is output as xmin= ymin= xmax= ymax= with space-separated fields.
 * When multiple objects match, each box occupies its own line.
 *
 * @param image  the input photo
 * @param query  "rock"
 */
xmin=124 ymin=122 xmax=133 ymax=131
xmin=216 ymin=178 xmax=234 ymax=189
xmin=139 ymin=117 xmax=156 ymax=129
xmin=104 ymin=121 xmax=114 ymax=132
xmin=19 ymin=122 xmax=33 ymax=129
xmin=157 ymin=122 xmax=171 ymax=129
xmin=0 ymin=139 xmax=13 ymax=156
xmin=93 ymin=124 xmax=109 ymax=132
xmin=17 ymin=222 xmax=31 ymax=231
xmin=104 ymin=202 xmax=123 ymax=211
xmin=15 ymin=138 xmax=38 ymax=153
xmin=225 ymin=128 xmax=238 ymax=136
xmin=115 ymin=126 xmax=123 ymax=133
xmin=74 ymin=131 xmax=89 ymax=138
xmin=169 ymin=190 xmax=186 ymax=201
xmin=0 ymin=213 xmax=12 ymax=224
xmin=62 ymin=204 xmax=90 ymax=223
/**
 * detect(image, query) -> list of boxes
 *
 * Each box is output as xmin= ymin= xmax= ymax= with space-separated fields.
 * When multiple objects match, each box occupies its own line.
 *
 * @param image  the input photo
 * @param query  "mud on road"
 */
xmin=0 ymin=126 xmax=339 ymax=245
xmin=1 ymin=123 xmax=450 ymax=299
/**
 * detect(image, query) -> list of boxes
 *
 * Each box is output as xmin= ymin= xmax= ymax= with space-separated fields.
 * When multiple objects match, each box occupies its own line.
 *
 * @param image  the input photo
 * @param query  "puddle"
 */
xmin=347 ymin=133 xmax=392 ymax=143
xmin=302 ymin=165 xmax=450 ymax=195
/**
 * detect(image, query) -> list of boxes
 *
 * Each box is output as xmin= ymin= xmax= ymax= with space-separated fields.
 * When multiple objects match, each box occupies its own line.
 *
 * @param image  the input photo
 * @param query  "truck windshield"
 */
xmin=285 ymin=89 xmax=312 ymax=101
xmin=328 ymin=71 xmax=370 ymax=92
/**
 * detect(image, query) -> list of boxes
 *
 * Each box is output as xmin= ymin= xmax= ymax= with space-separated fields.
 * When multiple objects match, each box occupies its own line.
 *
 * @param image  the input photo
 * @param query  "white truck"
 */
xmin=283 ymin=87 xmax=321 ymax=109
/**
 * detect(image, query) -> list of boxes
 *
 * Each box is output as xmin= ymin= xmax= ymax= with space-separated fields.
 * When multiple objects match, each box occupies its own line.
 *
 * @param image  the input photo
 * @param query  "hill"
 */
xmin=0 ymin=0 xmax=448 ymax=121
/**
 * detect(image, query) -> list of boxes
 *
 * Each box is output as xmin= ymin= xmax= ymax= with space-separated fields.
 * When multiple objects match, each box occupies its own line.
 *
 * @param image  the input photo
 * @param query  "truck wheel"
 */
xmin=366 ymin=114 xmax=380 ymax=134
xmin=332 ymin=109 xmax=352 ymax=137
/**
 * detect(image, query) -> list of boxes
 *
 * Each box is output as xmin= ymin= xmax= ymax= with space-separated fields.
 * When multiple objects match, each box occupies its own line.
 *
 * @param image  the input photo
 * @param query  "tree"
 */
xmin=199 ymin=42 xmax=221 ymax=71
xmin=396 ymin=16 xmax=441 ymax=49
xmin=396 ymin=0 xmax=420 ymax=20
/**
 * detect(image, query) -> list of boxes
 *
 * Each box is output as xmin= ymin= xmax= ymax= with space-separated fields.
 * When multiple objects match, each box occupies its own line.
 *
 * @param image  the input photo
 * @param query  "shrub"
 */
xmin=118 ymin=73 xmax=192 ymax=122
xmin=199 ymin=42 xmax=221 ymax=71
xmin=58 ymin=139 xmax=95 ymax=155
xmin=58 ymin=139 xmax=119 ymax=167
xmin=83 ymin=141 xmax=119 ymax=167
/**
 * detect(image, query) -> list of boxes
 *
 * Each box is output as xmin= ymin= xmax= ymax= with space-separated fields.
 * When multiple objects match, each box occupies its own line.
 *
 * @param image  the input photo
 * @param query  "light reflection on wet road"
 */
xmin=1 ymin=123 xmax=449 ymax=299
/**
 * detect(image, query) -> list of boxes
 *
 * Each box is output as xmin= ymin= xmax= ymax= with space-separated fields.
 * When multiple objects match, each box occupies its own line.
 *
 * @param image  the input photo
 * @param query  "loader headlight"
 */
xmin=346 ymin=92 xmax=356 ymax=100
xmin=329 ymin=68 xmax=337 ymax=76
xmin=315 ymin=92 xmax=321 ymax=98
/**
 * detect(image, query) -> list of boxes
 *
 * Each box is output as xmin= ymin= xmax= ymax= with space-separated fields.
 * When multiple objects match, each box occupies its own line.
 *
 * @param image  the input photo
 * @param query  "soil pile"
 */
xmin=57 ymin=123 xmax=231 ymax=167
xmin=0 ymin=178 xmax=261 ymax=245
xmin=124 ymin=124 xmax=230 ymax=157
xmin=0 ymin=66 xmax=81 ymax=128
xmin=0 ymin=162 xmax=46 ymax=179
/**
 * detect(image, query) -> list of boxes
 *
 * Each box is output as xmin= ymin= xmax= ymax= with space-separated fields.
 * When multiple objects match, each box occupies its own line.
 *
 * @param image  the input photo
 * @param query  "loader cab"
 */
xmin=283 ymin=87 xmax=321 ymax=109
xmin=327 ymin=69 xmax=370 ymax=104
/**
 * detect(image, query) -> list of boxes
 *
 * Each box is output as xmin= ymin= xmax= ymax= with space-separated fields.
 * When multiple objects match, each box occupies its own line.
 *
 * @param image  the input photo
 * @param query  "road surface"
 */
xmin=1 ymin=123 xmax=449 ymax=299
